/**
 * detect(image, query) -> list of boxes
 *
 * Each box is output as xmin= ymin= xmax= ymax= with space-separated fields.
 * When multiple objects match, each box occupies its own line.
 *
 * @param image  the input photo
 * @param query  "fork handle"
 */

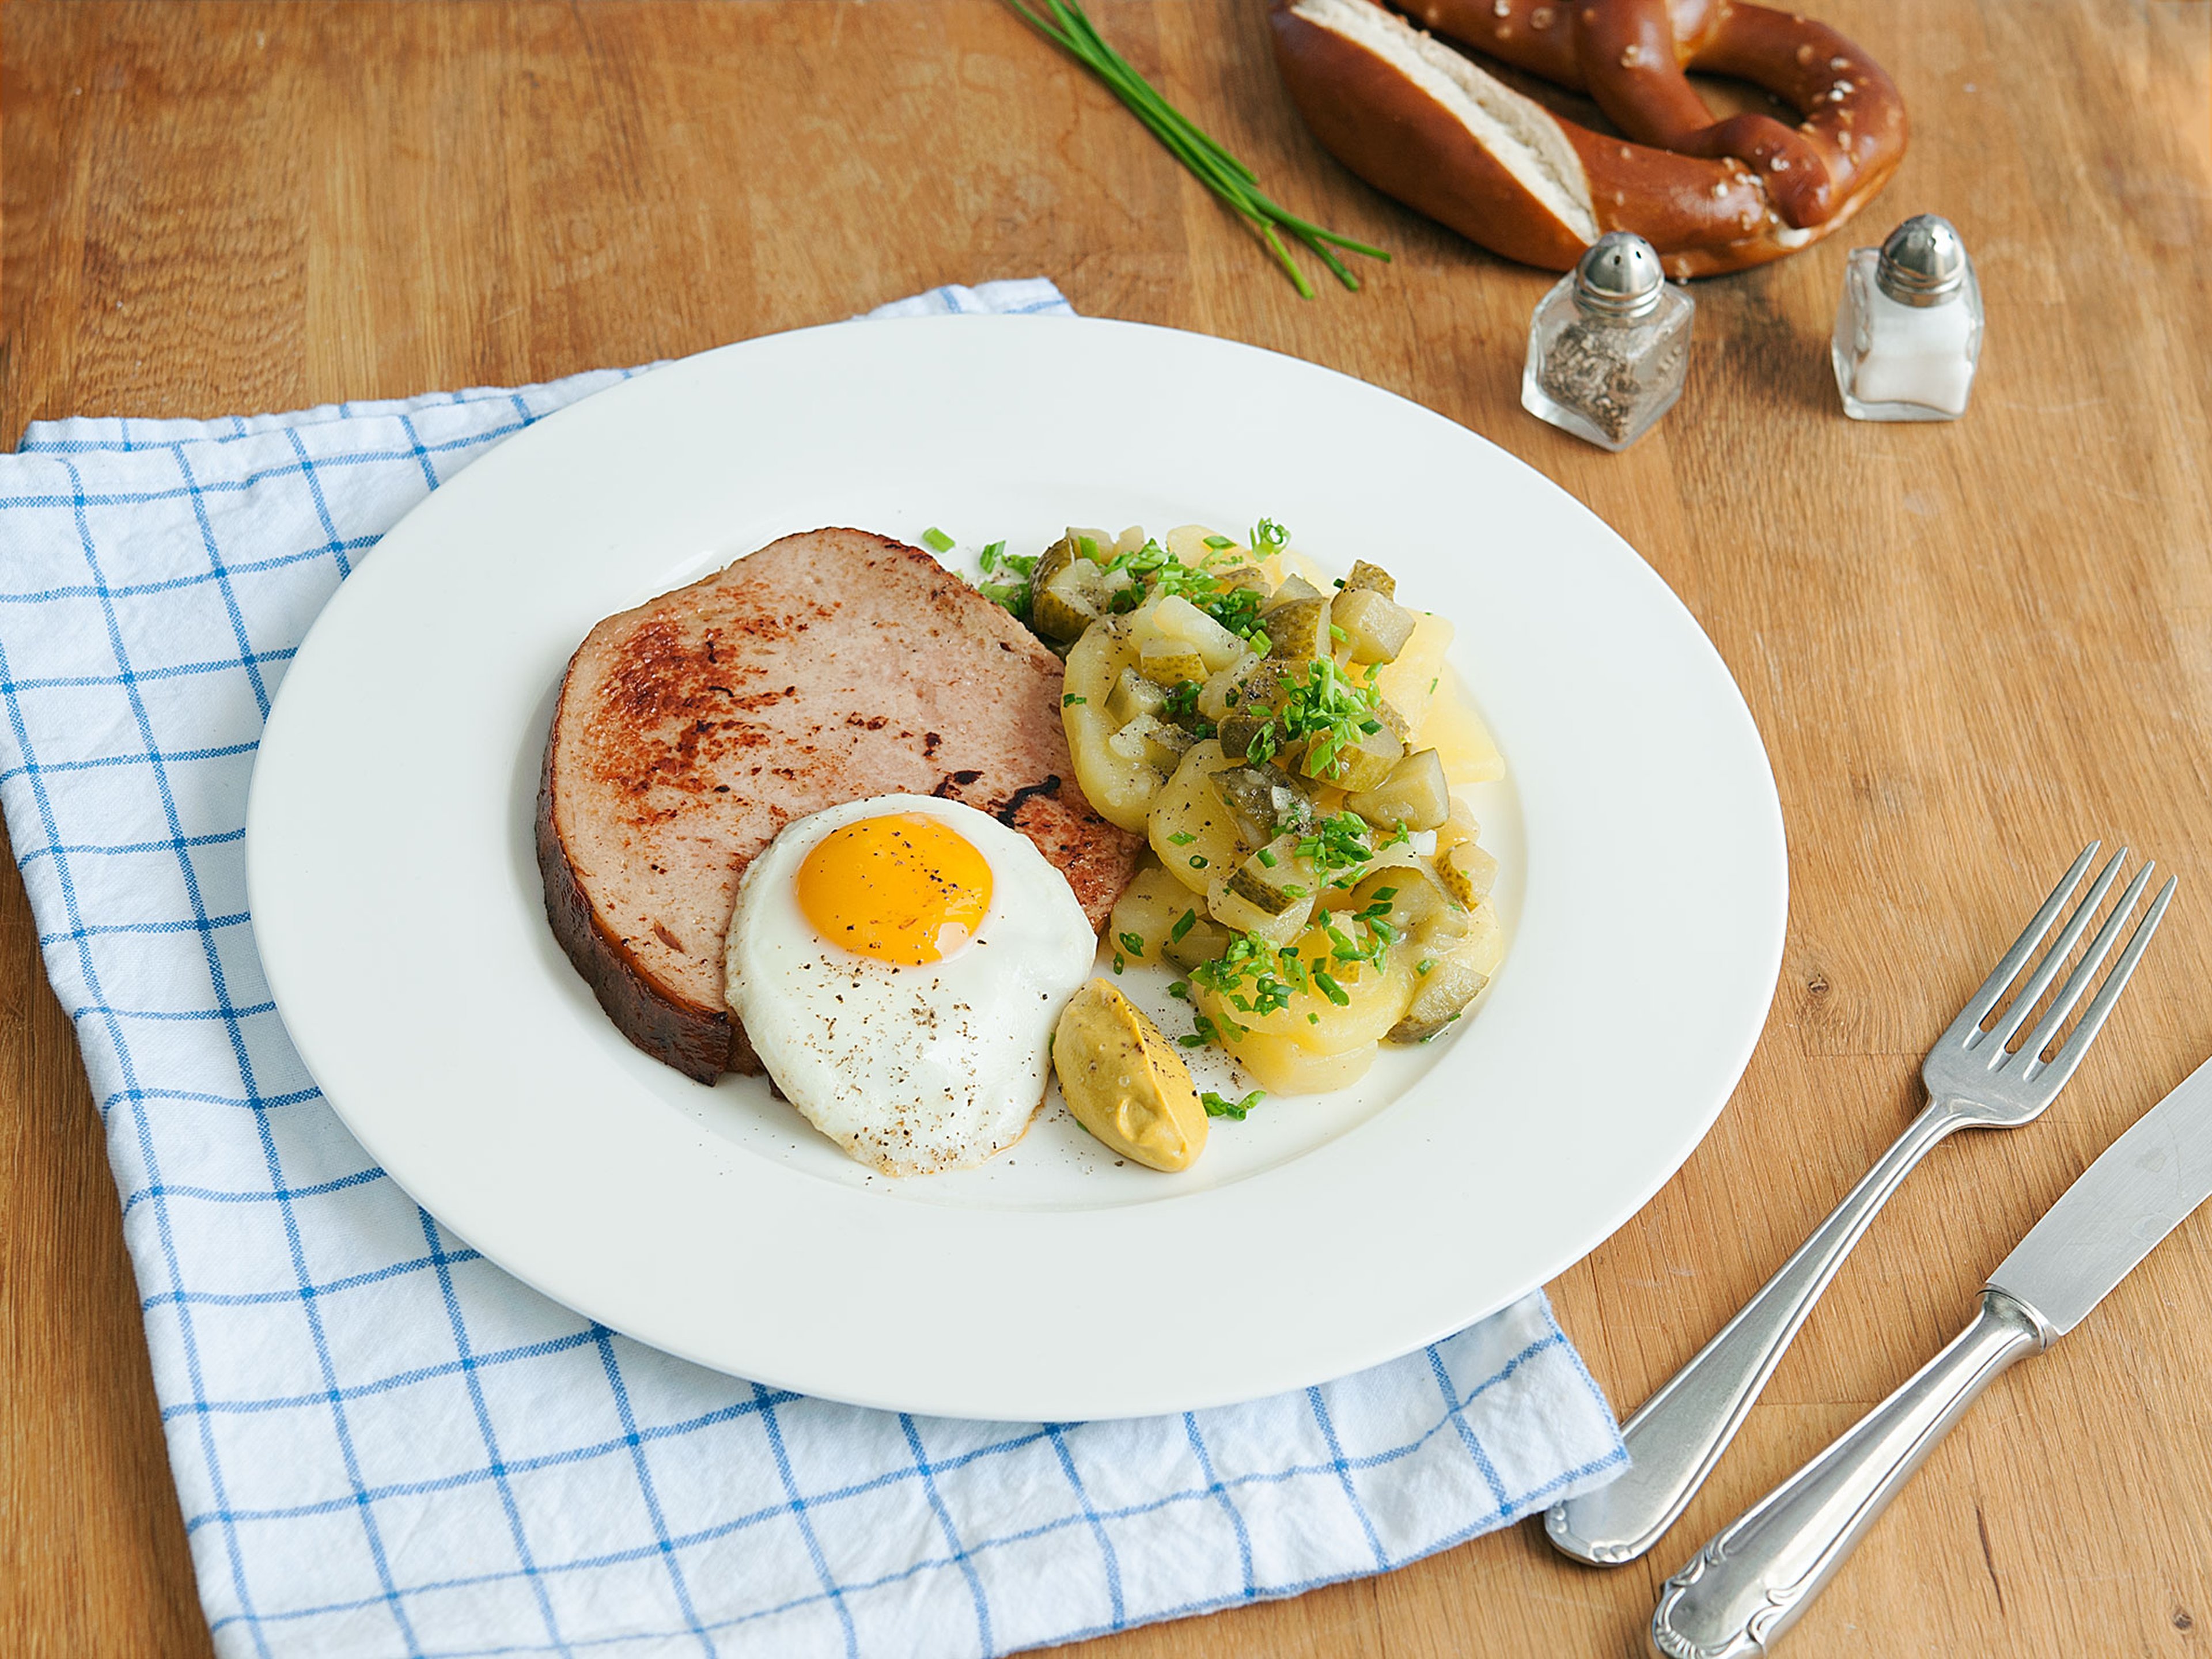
xmin=1546 ymin=1097 xmax=1964 ymax=1565
xmin=1649 ymin=1289 xmax=2047 ymax=1656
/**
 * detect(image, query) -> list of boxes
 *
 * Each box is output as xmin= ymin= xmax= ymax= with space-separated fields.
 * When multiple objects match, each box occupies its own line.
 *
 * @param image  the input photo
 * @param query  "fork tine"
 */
xmin=2025 ymin=873 xmax=2177 ymax=1090
xmin=1983 ymin=845 xmax=2130 ymax=1054
xmin=1945 ymin=841 xmax=2100 ymax=1047
xmin=2014 ymin=858 xmax=2154 ymax=1070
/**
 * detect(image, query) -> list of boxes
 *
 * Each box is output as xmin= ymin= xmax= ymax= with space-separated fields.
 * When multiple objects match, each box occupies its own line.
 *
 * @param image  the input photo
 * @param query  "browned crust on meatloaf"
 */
xmin=537 ymin=527 xmax=1141 ymax=1084
xmin=536 ymin=713 xmax=762 ymax=1083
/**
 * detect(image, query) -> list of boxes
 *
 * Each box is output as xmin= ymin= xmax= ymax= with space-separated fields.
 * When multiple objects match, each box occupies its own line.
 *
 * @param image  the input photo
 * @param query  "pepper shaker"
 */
xmin=1832 ymin=214 xmax=1984 ymax=421
xmin=1521 ymin=232 xmax=1695 ymax=453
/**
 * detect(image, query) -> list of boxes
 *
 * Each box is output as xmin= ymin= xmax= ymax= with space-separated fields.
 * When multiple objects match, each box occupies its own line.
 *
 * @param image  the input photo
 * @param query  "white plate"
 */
xmin=248 ymin=316 xmax=1785 ymax=1421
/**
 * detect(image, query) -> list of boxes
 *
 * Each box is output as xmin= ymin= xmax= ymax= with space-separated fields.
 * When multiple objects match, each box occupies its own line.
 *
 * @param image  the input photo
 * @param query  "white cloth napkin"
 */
xmin=0 ymin=277 xmax=1624 ymax=1659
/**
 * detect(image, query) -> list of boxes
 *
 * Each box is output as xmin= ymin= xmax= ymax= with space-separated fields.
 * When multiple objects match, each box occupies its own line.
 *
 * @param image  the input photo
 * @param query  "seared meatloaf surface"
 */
xmin=537 ymin=527 xmax=1143 ymax=1083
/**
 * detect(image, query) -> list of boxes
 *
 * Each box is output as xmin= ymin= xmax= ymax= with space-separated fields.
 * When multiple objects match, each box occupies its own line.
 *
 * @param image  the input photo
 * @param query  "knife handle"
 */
xmin=1650 ymin=1287 xmax=2049 ymax=1658
xmin=1548 ymin=1097 xmax=1966 ymax=1565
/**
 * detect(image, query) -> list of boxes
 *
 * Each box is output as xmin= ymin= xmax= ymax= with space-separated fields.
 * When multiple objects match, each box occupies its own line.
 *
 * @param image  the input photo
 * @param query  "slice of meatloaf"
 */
xmin=537 ymin=527 xmax=1143 ymax=1084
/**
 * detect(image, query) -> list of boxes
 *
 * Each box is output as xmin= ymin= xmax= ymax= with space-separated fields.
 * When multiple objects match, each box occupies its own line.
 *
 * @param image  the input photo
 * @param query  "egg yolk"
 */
xmin=796 ymin=813 xmax=994 ymax=965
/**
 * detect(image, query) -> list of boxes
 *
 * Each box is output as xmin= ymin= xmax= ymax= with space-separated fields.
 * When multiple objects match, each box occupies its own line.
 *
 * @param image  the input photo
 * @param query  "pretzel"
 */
xmin=1270 ymin=0 xmax=1907 ymax=277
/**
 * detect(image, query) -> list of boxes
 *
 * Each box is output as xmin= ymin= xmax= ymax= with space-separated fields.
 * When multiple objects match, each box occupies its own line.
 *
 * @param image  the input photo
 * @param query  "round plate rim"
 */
xmin=246 ymin=313 xmax=1787 ymax=1420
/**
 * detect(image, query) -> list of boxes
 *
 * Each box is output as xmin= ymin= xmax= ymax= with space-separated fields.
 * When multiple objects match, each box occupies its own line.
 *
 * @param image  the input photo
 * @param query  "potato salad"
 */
xmin=982 ymin=520 xmax=1507 ymax=1100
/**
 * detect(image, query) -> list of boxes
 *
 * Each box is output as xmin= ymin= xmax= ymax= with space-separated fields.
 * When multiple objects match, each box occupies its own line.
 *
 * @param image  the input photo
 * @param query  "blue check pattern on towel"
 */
xmin=0 ymin=278 xmax=1624 ymax=1658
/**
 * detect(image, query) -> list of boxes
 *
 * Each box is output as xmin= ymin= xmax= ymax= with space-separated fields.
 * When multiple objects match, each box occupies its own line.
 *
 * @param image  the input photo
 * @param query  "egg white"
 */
xmin=725 ymin=794 xmax=1097 ymax=1176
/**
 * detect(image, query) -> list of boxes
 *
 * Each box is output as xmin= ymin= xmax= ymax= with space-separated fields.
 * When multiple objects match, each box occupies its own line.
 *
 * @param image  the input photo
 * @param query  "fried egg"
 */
xmin=725 ymin=794 xmax=1096 ymax=1176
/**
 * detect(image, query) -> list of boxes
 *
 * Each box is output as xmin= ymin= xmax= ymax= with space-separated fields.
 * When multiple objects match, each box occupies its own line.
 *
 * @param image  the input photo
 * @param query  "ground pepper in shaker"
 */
xmin=1832 ymin=214 xmax=1984 ymax=421
xmin=1521 ymin=232 xmax=1694 ymax=453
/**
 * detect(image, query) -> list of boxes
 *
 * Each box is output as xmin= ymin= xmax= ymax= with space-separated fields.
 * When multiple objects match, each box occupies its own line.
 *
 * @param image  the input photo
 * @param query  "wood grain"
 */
xmin=5 ymin=1 xmax=2210 ymax=1653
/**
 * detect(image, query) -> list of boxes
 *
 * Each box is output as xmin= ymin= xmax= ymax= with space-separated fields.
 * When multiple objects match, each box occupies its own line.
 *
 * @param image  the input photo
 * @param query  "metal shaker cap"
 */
xmin=1876 ymin=214 xmax=1968 ymax=306
xmin=1573 ymin=232 xmax=1665 ymax=321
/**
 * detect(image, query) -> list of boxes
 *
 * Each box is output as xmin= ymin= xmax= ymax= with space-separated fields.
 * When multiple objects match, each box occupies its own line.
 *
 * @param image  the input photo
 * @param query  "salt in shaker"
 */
xmin=1521 ymin=231 xmax=1694 ymax=453
xmin=1831 ymin=214 xmax=1984 ymax=421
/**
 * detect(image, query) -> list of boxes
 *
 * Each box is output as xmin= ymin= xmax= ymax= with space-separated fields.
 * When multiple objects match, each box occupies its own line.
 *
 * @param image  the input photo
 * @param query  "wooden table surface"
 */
xmin=6 ymin=1 xmax=2211 ymax=1653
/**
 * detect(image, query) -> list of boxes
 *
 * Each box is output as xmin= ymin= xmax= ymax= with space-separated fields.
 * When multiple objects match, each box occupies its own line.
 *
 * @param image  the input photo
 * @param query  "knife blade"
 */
xmin=1652 ymin=1049 xmax=2212 ymax=1659
xmin=1990 ymin=1051 xmax=2212 ymax=1336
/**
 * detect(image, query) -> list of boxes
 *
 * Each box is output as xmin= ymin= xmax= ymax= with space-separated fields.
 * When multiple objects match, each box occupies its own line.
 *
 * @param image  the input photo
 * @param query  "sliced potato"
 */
xmin=1346 ymin=747 xmax=1450 ymax=832
xmin=1421 ymin=671 xmax=1508 ymax=785
xmin=1108 ymin=861 xmax=1193 ymax=961
xmin=1146 ymin=738 xmax=1244 ymax=895
xmin=1055 ymin=979 xmax=1210 ymax=1172
xmin=1145 ymin=594 xmax=1248 ymax=673
xmin=1164 ymin=911 xmax=1233 ymax=971
xmin=1062 ymin=620 xmax=1163 ymax=833
xmin=1162 ymin=523 xmax=1230 ymax=566
xmin=1190 ymin=921 xmax=1414 ymax=1051
xmin=1434 ymin=796 xmax=1481 ymax=853
xmin=1228 ymin=1033 xmax=1376 ymax=1096
xmin=1368 ymin=611 xmax=1453 ymax=734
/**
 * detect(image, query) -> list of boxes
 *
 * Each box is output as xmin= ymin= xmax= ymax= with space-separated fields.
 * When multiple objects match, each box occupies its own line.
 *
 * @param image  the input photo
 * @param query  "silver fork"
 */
xmin=1546 ymin=841 xmax=2174 ymax=1566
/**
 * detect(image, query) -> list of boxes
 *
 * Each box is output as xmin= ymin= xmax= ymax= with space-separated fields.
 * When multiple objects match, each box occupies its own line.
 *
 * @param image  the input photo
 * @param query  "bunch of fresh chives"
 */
xmin=1002 ymin=0 xmax=1389 ymax=298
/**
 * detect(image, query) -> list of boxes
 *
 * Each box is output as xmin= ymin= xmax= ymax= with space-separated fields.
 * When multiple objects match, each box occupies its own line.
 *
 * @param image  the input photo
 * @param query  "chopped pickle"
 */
xmin=1300 ymin=722 xmax=1402 ymax=792
xmin=1215 ymin=709 xmax=1269 ymax=760
xmin=1224 ymin=834 xmax=1319 ymax=919
xmin=1350 ymin=866 xmax=1469 ymax=946
xmin=1208 ymin=764 xmax=1313 ymax=847
xmin=1369 ymin=695 xmax=1413 ymax=745
xmin=1438 ymin=840 xmax=1499 ymax=908
xmin=1138 ymin=643 xmax=1208 ymax=688
xmin=1207 ymin=659 xmax=1283 ymax=729
xmin=1210 ymin=857 xmax=1316 ymax=946
xmin=1107 ymin=712 xmax=1196 ymax=772
xmin=1268 ymin=573 xmax=1324 ymax=607
xmin=1341 ymin=560 xmax=1396 ymax=599
xmin=1262 ymin=596 xmax=1331 ymax=663
xmin=1207 ymin=560 xmax=1272 ymax=593
xmin=1105 ymin=667 xmax=1168 ymax=725
xmin=1387 ymin=952 xmax=1491 ymax=1043
xmin=1196 ymin=653 xmax=1264 ymax=724
xmin=1346 ymin=747 xmax=1450 ymax=831
xmin=1332 ymin=587 xmax=1416 ymax=665
xmin=1054 ymin=979 xmax=1209 ymax=1172
xmin=1030 ymin=536 xmax=1119 ymax=642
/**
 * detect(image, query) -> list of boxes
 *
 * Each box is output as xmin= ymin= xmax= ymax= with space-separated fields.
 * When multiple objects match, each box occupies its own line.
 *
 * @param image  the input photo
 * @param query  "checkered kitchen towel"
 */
xmin=0 ymin=278 xmax=1625 ymax=1658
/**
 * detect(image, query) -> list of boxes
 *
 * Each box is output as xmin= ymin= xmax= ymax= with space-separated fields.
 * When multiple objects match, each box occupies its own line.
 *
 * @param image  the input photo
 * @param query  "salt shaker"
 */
xmin=1521 ymin=232 xmax=1694 ymax=453
xmin=1831 ymin=214 xmax=1984 ymax=421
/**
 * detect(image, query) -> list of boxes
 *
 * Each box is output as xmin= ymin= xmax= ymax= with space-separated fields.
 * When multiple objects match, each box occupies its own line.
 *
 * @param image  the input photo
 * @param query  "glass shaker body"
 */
xmin=1521 ymin=275 xmax=1695 ymax=452
xmin=1831 ymin=247 xmax=1984 ymax=422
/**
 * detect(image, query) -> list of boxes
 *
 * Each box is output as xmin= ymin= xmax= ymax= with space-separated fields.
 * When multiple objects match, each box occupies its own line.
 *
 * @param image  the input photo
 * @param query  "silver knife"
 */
xmin=1651 ymin=1051 xmax=2212 ymax=1658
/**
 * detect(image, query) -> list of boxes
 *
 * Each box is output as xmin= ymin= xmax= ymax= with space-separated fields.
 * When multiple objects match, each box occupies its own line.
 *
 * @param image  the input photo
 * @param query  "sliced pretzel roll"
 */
xmin=1269 ymin=0 xmax=1877 ymax=276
